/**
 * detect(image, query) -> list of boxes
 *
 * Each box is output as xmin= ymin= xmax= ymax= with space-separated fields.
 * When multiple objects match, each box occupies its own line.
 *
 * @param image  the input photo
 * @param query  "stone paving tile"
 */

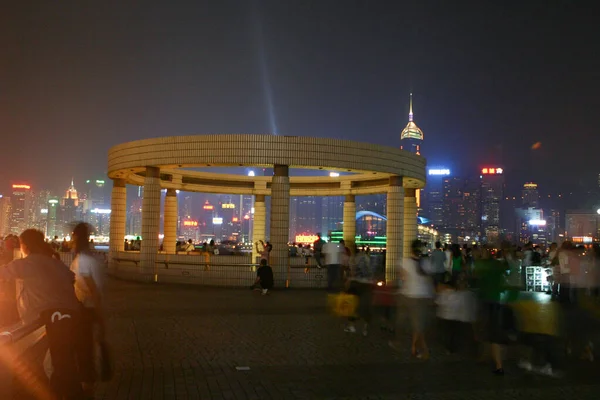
xmin=96 ymin=278 xmax=600 ymax=399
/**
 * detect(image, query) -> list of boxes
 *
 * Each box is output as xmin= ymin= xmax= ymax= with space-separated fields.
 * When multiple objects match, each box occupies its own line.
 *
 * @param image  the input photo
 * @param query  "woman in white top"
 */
xmin=390 ymin=239 xmax=434 ymax=359
xmin=71 ymin=222 xmax=107 ymax=396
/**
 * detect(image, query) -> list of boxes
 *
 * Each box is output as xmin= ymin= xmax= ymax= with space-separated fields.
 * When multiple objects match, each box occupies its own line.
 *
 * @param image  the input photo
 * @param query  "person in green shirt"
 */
xmin=473 ymin=246 xmax=510 ymax=375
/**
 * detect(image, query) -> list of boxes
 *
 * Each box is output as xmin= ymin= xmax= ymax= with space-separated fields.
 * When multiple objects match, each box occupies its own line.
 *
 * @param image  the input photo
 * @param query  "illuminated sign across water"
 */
xmin=481 ymin=167 xmax=503 ymax=175
xmin=222 ymin=203 xmax=235 ymax=209
xmin=295 ymin=234 xmax=319 ymax=243
xmin=91 ymin=208 xmax=111 ymax=214
xmin=183 ymin=220 xmax=198 ymax=227
xmin=203 ymin=205 xmax=214 ymax=210
xmin=12 ymin=184 xmax=31 ymax=189
xmin=528 ymin=219 xmax=546 ymax=226
xmin=212 ymin=217 xmax=223 ymax=225
xmin=428 ymin=169 xmax=450 ymax=176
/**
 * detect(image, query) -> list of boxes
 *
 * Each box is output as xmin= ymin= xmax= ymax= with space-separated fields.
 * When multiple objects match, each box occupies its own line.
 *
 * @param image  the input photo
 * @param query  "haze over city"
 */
xmin=2 ymin=0 xmax=599 ymax=196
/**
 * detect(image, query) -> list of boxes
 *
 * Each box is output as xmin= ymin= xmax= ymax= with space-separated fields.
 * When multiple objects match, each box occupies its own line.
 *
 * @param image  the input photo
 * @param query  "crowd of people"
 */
xmin=320 ymin=238 xmax=600 ymax=377
xmin=0 ymin=224 xmax=108 ymax=399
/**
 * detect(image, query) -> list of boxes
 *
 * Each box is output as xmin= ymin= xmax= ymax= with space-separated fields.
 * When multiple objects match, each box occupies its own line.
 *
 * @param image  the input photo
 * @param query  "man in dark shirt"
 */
xmin=255 ymin=259 xmax=274 ymax=295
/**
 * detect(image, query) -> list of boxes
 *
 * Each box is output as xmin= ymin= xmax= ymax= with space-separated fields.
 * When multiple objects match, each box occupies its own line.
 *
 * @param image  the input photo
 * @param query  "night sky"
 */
xmin=2 ymin=0 xmax=598 ymax=196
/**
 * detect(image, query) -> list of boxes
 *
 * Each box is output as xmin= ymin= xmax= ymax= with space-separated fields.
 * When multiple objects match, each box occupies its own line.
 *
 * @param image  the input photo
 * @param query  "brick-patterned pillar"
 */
xmin=404 ymin=188 xmax=418 ymax=259
xmin=109 ymin=178 xmax=127 ymax=264
xmin=270 ymin=165 xmax=290 ymax=287
xmin=385 ymin=176 xmax=404 ymax=283
xmin=343 ymin=194 xmax=356 ymax=252
xmin=252 ymin=194 xmax=266 ymax=263
xmin=163 ymin=188 xmax=178 ymax=254
xmin=141 ymin=167 xmax=161 ymax=281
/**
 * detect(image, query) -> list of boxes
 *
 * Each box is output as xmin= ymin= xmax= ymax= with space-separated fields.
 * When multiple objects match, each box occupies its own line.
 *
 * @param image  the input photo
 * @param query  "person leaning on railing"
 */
xmin=0 ymin=229 xmax=85 ymax=398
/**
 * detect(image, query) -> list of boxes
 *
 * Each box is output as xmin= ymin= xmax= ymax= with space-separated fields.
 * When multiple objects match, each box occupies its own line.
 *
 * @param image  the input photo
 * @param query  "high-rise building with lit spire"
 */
xmin=400 ymin=93 xmax=424 ymax=155
xmin=400 ymin=93 xmax=425 ymax=209
xmin=64 ymin=178 xmax=79 ymax=206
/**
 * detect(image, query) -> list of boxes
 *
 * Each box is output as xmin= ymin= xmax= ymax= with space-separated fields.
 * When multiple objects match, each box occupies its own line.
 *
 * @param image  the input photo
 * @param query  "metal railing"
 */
xmin=108 ymin=251 xmax=386 ymax=288
xmin=0 ymin=319 xmax=48 ymax=398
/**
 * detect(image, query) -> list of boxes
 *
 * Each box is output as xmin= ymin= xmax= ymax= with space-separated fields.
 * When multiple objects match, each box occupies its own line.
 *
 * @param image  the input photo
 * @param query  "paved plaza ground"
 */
xmin=96 ymin=278 xmax=600 ymax=400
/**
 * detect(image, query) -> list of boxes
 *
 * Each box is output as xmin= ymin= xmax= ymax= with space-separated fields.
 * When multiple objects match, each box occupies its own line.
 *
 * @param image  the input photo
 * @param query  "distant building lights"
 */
xmin=12 ymin=184 xmax=31 ymax=189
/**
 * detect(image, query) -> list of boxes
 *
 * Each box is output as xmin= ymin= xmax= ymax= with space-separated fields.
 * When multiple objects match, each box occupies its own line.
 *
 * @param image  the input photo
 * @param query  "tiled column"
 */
xmin=141 ymin=167 xmax=161 ymax=281
xmin=343 ymin=194 xmax=356 ymax=252
xmin=404 ymin=188 xmax=418 ymax=259
xmin=252 ymin=194 xmax=266 ymax=263
xmin=109 ymin=178 xmax=127 ymax=264
xmin=385 ymin=176 xmax=404 ymax=283
xmin=163 ymin=188 xmax=178 ymax=254
xmin=270 ymin=165 xmax=290 ymax=287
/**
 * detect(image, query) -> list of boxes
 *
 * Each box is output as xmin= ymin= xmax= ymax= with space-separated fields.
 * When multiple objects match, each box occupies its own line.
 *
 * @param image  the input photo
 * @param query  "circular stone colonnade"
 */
xmin=107 ymin=134 xmax=426 ymax=287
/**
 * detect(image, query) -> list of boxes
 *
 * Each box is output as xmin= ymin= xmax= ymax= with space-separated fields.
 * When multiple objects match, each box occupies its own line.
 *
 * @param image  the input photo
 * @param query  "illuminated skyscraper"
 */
xmin=400 ymin=93 xmax=425 ymax=209
xmin=480 ymin=168 xmax=505 ymax=243
xmin=426 ymin=169 xmax=450 ymax=228
xmin=9 ymin=184 xmax=32 ymax=234
xmin=400 ymin=93 xmax=424 ymax=155
xmin=46 ymin=197 xmax=60 ymax=238
xmin=83 ymin=179 xmax=106 ymax=210
xmin=0 ymin=195 xmax=11 ymax=237
xmin=64 ymin=178 xmax=79 ymax=206
xmin=522 ymin=182 xmax=539 ymax=208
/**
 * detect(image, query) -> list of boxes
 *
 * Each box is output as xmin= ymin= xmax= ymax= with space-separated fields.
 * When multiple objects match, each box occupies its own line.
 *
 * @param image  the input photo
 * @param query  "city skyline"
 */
xmin=1 ymin=170 xmax=598 ymax=245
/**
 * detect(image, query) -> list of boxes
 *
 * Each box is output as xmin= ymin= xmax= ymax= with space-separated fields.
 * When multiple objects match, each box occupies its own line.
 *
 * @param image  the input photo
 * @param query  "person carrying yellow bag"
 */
xmin=511 ymin=293 xmax=563 ymax=377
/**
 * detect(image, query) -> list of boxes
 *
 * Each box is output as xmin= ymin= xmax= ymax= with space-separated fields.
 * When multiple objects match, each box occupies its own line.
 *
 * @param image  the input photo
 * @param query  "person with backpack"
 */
xmin=0 ymin=229 xmax=85 ymax=399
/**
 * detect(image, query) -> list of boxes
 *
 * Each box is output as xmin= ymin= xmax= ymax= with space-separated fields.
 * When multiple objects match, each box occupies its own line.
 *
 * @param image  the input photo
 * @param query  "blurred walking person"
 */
xmin=389 ymin=239 xmax=434 ymax=359
xmin=473 ymin=246 xmax=510 ymax=375
xmin=344 ymin=246 xmax=374 ymax=336
xmin=0 ymin=229 xmax=84 ymax=399
xmin=313 ymin=233 xmax=325 ymax=269
xmin=323 ymin=239 xmax=344 ymax=291
xmin=71 ymin=222 xmax=110 ymax=397
xmin=430 ymin=241 xmax=447 ymax=289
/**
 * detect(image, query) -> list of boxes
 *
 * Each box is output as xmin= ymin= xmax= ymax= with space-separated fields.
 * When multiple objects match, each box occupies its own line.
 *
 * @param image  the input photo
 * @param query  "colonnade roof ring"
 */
xmin=108 ymin=134 xmax=426 ymax=196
